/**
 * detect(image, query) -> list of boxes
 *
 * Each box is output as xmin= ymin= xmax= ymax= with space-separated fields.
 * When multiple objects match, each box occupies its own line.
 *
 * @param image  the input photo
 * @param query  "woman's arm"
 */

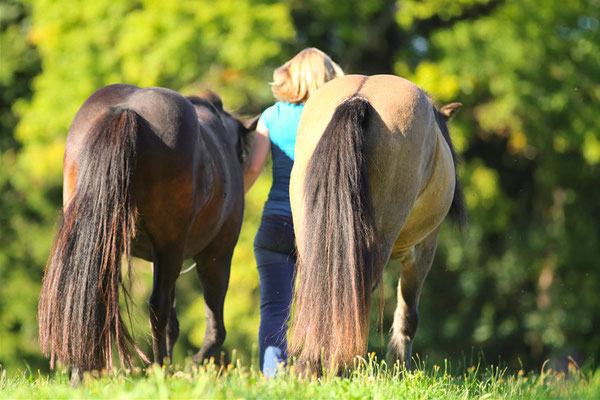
xmin=243 ymin=121 xmax=271 ymax=193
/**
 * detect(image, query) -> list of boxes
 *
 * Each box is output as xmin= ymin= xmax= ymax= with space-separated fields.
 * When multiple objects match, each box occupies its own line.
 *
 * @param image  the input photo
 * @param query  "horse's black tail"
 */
xmin=289 ymin=97 xmax=380 ymax=373
xmin=38 ymin=107 xmax=148 ymax=372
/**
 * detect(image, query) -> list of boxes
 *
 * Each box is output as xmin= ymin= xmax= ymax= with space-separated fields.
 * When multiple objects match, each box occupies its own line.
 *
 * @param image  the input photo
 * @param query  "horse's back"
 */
xmin=67 ymin=84 xmax=201 ymax=170
xmin=291 ymin=74 xmax=455 ymax=259
xmin=293 ymin=74 xmax=428 ymax=163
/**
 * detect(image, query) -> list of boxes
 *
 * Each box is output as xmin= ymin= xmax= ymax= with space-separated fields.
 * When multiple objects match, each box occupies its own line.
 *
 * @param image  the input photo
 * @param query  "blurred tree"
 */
xmin=289 ymin=0 xmax=401 ymax=74
xmin=0 ymin=0 xmax=44 ymax=371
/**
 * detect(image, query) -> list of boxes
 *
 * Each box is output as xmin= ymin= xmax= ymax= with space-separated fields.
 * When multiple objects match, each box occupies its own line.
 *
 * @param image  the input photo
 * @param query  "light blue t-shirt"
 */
xmin=258 ymin=101 xmax=304 ymax=218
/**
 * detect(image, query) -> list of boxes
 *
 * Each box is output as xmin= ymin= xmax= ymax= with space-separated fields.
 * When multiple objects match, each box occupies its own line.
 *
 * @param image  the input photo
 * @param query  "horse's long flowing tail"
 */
xmin=38 ymin=107 xmax=147 ymax=372
xmin=289 ymin=97 xmax=380 ymax=372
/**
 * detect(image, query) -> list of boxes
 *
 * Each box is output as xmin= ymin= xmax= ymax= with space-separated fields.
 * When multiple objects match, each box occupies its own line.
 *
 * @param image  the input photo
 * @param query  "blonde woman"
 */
xmin=243 ymin=48 xmax=344 ymax=376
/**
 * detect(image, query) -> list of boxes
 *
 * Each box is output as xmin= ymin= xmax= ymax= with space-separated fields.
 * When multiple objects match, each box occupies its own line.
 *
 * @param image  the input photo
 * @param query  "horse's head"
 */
xmin=187 ymin=92 xmax=259 ymax=164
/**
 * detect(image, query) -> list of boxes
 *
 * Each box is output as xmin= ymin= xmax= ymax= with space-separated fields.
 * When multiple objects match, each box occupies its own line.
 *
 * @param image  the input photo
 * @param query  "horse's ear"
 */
xmin=243 ymin=114 xmax=260 ymax=131
xmin=440 ymin=102 xmax=462 ymax=120
xmin=199 ymin=90 xmax=224 ymax=111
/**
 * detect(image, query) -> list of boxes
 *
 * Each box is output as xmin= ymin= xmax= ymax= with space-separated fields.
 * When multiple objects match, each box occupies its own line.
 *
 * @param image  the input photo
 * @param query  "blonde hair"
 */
xmin=271 ymin=48 xmax=344 ymax=104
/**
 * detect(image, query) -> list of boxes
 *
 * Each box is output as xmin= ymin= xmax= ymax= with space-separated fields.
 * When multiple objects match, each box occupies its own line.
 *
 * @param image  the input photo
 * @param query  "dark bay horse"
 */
xmin=38 ymin=84 xmax=258 ymax=373
xmin=289 ymin=74 xmax=466 ymax=373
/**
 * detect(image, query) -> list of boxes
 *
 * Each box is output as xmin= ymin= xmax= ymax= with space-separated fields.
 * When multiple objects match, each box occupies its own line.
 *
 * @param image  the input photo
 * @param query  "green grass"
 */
xmin=2 ymin=356 xmax=599 ymax=399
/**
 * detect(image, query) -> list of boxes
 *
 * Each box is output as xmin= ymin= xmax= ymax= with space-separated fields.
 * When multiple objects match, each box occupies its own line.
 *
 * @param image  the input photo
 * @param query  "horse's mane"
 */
xmin=187 ymin=94 xmax=224 ymax=116
xmin=186 ymin=94 xmax=252 ymax=164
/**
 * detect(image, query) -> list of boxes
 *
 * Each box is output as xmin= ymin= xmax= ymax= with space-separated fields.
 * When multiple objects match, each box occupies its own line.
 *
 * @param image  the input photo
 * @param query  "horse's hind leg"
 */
xmin=166 ymin=288 xmax=179 ymax=361
xmin=387 ymin=227 xmax=441 ymax=369
xmin=191 ymin=243 xmax=233 ymax=364
xmin=149 ymin=247 xmax=183 ymax=365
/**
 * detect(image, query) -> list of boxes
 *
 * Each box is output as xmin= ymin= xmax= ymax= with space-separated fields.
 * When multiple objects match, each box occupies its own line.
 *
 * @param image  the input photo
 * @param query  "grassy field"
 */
xmin=2 ymin=356 xmax=598 ymax=399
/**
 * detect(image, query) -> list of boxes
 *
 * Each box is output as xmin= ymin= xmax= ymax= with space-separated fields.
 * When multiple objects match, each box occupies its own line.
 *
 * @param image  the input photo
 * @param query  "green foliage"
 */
xmin=0 ymin=0 xmax=47 ymax=373
xmin=396 ymin=0 xmax=497 ymax=28
xmin=0 ymin=1 xmax=39 ymax=149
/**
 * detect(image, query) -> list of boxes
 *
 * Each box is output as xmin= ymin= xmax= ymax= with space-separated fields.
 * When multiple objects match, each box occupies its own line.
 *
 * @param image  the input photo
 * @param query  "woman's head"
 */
xmin=271 ymin=48 xmax=344 ymax=104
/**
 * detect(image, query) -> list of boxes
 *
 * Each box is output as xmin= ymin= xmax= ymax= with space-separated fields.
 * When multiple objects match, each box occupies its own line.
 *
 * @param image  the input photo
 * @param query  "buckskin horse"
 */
xmin=288 ymin=74 xmax=466 ymax=373
xmin=38 ymin=84 xmax=258 ymax=374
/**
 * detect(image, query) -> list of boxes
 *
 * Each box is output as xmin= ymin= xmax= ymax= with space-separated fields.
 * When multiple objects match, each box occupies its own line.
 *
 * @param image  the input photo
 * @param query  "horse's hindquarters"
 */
xmin=290 ymin=74 xmax=459 ymax=372
xmin=292 ymin=73 xmax=454 ymax=272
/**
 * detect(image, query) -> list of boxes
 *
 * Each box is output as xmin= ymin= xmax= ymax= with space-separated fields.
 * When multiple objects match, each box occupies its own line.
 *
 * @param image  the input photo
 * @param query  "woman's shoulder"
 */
xmin=261 ymin=102 xmax=302 ymax=124
xmin=278 ymin=101 xmax=303 ymax=109
xmin=275 ymin=102 xmax=304 ymax=120
xmin=261 ymin=102 xmax=283 ymax=120
xmin=270 ymin=101 xmax=303 ymax=111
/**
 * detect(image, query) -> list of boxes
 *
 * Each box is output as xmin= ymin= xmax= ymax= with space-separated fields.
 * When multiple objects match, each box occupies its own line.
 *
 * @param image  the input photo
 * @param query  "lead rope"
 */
xmin=179 ymin=262 xmax=197 ymax=275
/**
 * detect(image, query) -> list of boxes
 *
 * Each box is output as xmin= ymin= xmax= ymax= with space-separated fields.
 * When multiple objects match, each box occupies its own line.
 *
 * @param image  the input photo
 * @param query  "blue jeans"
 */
xmin=254 ymin=215 xmax=296 ymax=377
